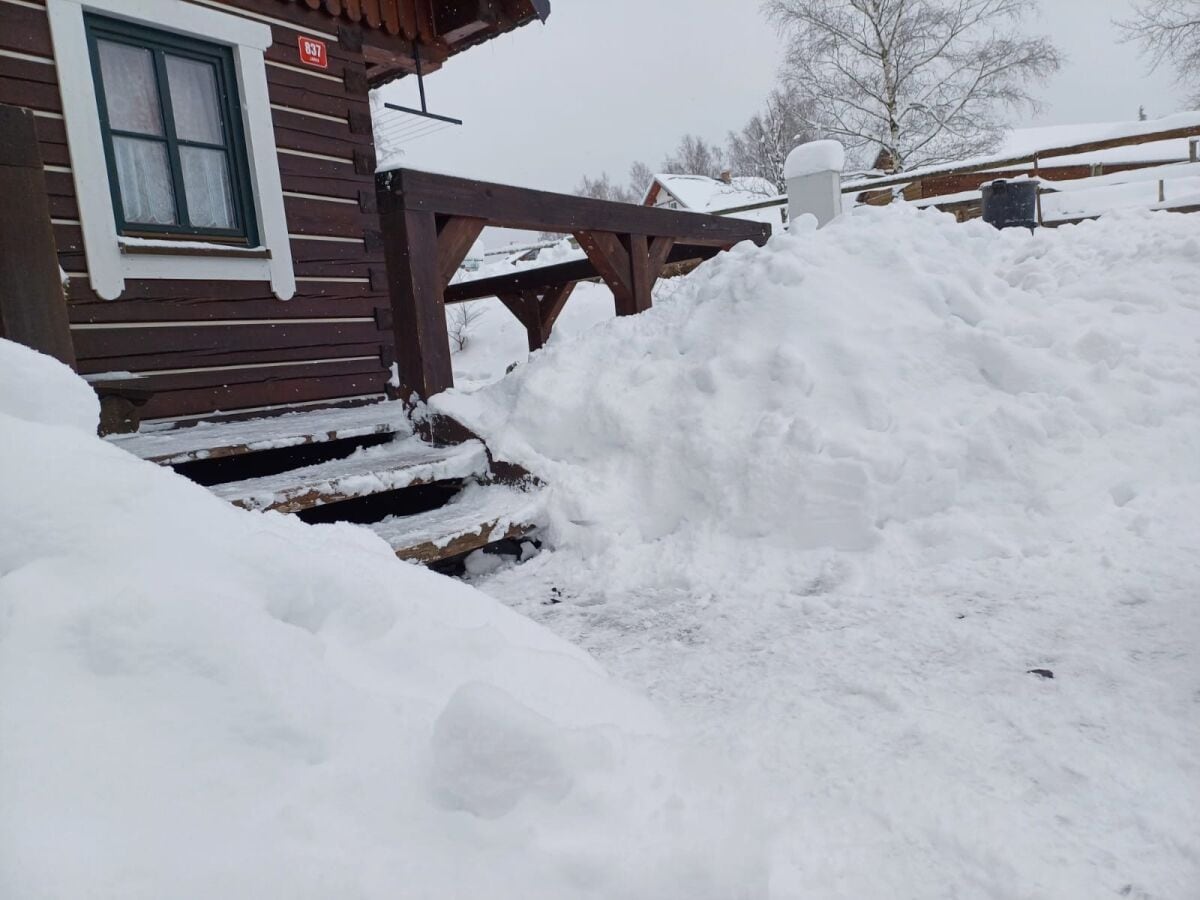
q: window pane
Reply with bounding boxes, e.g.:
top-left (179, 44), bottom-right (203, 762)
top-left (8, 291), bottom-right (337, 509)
top-left (166, 55), bottom-right (225, 145)
top-left (113, 137), bottom-right (177, 225)
top-left (181, 146), bottom-right (236, 230)
top-left (96, 40), bottom-right (164, 136)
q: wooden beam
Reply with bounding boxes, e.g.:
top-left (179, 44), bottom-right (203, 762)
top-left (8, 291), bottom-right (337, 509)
top-left (436, 215), bottom-right (485, 288)
top-left (376, 200), bottom-right (453, 400)
top-left (0, 105), bottom-right (75, 369)
top-left (575, 230), bottom-right (634, 313)
top-left (444, 243), bottom-right (720, 304)
top-left (436, 0), bottom-right (499, 43)
top-left (846, 122), bottom-right (1200, 194)
top-left (539, 282), bottom-right (576, 335)
top-left (384, 168), bottom-right (772, 246)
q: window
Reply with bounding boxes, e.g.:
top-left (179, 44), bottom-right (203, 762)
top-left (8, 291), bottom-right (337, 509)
top-left (48, 0), bottom-right (294, 300)
top-left (85, 15), bottom-right (257, 244)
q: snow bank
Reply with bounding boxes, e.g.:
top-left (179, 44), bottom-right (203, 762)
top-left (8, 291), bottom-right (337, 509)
top-left (0, 341), bottom-right (763, 898)
top-left (0, 339), bottom-right (97, 432)
top-left (439, 206), bottom-right (1200, 897)
top-left (784, 139), bottom-right (845, 178)
top-left (443, 206), bottom-right (1200, 577)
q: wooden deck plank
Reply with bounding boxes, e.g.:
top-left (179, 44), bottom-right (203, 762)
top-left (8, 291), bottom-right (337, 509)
top-left (106, 400), bottom-right (411, 465)
top-left (368, 483), bottom-right (543, 564)
top-left (211, 437), bottom-right (490, 513)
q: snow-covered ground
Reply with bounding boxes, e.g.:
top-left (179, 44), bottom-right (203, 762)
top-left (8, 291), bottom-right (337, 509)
top-left (438, 206), bottom-right (1200, 898)
top-left (0, 342), bottom-right (763, 898)
top-left (3, 204), bottom-right (1198, 899)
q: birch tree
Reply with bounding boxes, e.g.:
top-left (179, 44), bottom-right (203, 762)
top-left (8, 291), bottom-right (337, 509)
top-left (727, 89), bottom-right (817, 192)
top-left (763, 0), bottom-right (1062, 171)
top-left (1119, 0), bottom-right (1200, 105)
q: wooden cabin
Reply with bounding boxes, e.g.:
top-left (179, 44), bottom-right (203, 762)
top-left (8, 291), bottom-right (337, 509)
top-left (0, 0), bottom-right (770, 567)
top-left (0, 0), bottom-right (549, 424)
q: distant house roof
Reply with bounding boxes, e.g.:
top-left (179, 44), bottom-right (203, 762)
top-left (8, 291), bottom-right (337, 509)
top-left (643, 174), bottom-right (778, 213)
top-left (279, 0), bottom-right (550, 86)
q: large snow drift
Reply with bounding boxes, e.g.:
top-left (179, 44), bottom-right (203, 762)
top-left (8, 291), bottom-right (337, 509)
top-left (0, 341), bottom-right (760, 898)
top-left (440, 207), bottom-right (1200, 898)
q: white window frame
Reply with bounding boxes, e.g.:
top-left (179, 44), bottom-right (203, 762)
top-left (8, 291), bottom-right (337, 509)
top-left (47, 0), bottom-right (295, 301)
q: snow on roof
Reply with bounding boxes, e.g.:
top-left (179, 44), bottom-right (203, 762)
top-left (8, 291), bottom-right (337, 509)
top-left (844, 111), bottom-right (1200, 190)
top-left (647, 173), bottom-right (778, 213)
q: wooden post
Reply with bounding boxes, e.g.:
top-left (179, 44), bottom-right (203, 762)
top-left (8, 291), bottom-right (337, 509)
top-left (1033, 154), bottom-right (1044, 226)
top-left (496, 291), bottom-right (547, 351)
top-left (627, 233), bottom-right (653, 315)
top-left (0, 104), bottom-right (75, 368)
top-left (377, 177), bottom-right (453, 400)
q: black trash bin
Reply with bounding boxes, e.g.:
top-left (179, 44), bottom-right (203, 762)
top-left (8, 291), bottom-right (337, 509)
top-left (981, 179), bottom-right (1038, 230)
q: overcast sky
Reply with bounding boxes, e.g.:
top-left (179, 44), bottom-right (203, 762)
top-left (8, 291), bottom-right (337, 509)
top-left (380, 0), bottom-right (1185, 198)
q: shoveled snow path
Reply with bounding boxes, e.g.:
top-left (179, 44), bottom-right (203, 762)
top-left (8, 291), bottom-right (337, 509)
top-left (476, 526), bottom-right (1199, 898)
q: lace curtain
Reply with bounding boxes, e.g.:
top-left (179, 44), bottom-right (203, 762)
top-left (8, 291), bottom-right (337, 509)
top-left (97, 39), bottom-right (236, 231)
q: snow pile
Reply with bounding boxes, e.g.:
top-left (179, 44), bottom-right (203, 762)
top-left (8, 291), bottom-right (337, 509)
top-left (444, 206), bottom-right (1200, 583)
top-left (0, 338), bottom-right (97, 432)
top-left (0, 341), bottom-right (762, 898)
top-left (439, 206), bottom-right (1200, 897)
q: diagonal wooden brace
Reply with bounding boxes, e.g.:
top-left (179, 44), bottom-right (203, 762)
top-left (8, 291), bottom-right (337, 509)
top-left (574, 230), bottom-right (635, 314)
top-left (539, 282), bottom-right (576, 336)
top-left (436, 215), bottom-right (486, 289)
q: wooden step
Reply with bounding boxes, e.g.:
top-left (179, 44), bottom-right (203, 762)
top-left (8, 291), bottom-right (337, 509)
top-left (368, 483), bottom-right (544, 564)
top-left (210, 437), bottom-right (491, 514)
top-left (106, 401), bottom-right (413, 465)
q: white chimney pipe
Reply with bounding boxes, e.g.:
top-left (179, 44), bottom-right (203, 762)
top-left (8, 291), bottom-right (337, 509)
top-left (785, 140), bottom-right (846, 229)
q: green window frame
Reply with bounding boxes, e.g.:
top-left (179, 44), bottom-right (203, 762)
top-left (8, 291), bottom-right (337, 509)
top-left (84, 14), bottom-right (258, 244)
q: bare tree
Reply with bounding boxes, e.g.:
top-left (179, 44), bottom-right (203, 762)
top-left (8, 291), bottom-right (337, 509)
top-left (661, 134), bottom-right (728, 177)
top-left (1119, 0), bottom-right (1200, 106)
top-left (574, 172), bottom-right (638, 204)
top-left (763, 0), bottom-right (1062, 171)
top-left (573, 136), bottom-right (727, 208)
top-left (727, 88), bottom-right (816, 192)
top-left (448, 302), bottom-right (485, 352)
top-left (628, 160), bottom-right (656, 202)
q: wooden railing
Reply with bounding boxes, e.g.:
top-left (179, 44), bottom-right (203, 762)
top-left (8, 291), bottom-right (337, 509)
top-left (375, 168), bottom-right (771, 400)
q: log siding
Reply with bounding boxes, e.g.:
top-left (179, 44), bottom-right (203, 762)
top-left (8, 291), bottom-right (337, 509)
top-left (1, 0), bottom-right (393, 419)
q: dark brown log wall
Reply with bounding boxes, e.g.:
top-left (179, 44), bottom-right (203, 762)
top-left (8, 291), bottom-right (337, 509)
top-left (0, 0), bottom-right (394, 420)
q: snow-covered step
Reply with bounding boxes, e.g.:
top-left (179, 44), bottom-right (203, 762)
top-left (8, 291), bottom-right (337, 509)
top-left (211, 437), bottom-right (491, 514)
top-left (107, 401), bottom-right (413, 465)
top-left (368, 483), bottom-right (544, 564)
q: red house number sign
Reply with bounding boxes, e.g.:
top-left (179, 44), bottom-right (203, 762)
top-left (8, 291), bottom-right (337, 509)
top-left (297, 36), bottom-right (328, 69)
